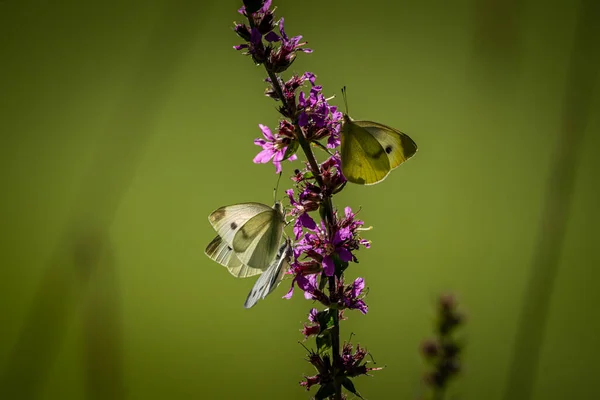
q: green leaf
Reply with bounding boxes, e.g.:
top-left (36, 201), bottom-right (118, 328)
top-left (282, 140), bottom-right (299, 161)
top-left (318, 273), bottom-right (327, 291)
top-left (342, 378), bottom-right (364, 399)
top-left (333, 253), bottom-right (349, 276)
top-left (316, 330), bottom-right (332, 352)
top-left (318, 205), bottom-right (327, 224)
top-left (315, 309), bottom-right (336, 352)
top-left (315, 383), bottom-right (335, 400)
top-left (316, 309), bottom-right (335, 331)
top-left (302, 170), bottom-right (314, 179)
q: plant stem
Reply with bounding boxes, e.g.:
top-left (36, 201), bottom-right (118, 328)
top-left (245, 11), bottom-right (341, 399)
top-left (264, 68), bottom-right (342, 400)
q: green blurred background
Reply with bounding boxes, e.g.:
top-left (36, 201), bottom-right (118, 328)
top-left (1, 0), bottom-right (598, 399)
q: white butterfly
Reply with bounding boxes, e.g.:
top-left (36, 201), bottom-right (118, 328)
top-left (205, 201), bottom-right (292, 308)
top-left (244, 238), bottom-right (292, 308)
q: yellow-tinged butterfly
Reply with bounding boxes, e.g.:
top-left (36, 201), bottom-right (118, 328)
top-left (339, 88), bottom-right (418, 185)
top-left (204, 201), bottom-right (290, 308)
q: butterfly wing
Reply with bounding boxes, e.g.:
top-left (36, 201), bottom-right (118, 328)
top-left (204, 235), bottom-right (263, 278)
top-left (340, 116), bottom-right (417, 185)
top-left (232, 205), bottom-right (284, 270)
top-left (341, 116), bottom-right (392, 185)
top-left (208, 202), bottom-right (274, 246)
top-left (243, 239), bottom-right (292, 308)
top-left (354, 120), bottom-right (417, 170)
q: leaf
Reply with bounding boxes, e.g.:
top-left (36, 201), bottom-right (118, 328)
top-left (342, 378), bottom-right (364, 399)
top-left (315, 383), bottom-right (335, 400)
top-left (282, 140), bottom-right (299, 161)
top-left (302, 170), bottom-right (314, 179)
top-left (333, 253), bottom-right (349, 276)
top-left (318, 272), bottom-right (327, 291)
top-left (316, 309), bottom-right (335, 331)
top-left (316, 330), bottom-right (332, 352)
top-left (319, 205), bottom-right (327, 225)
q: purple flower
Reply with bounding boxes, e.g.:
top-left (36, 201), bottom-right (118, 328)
top-left (265, 18), bottom-right (312, 73)
top-left (301, 308), bottom-right (321, 338)
top-left (319, 154), bottom-right (346, 193)
top-left (343, 277), bottom-right (368, 314)
top-left (238, 0), bottom-right (275, 34)
top-left (323, 228), bottom-right (354, 276)
top-left (286, 188), bottom-right (320, 239)
top-left (265, 73), bottom-right (308, 103)
top-left (295, 76), bottom-right (342, 147)
top-left (295, 206), bottom-right (369, 276)
top-left (234, 27), bottom-right (269, 64)
top-left (341, 342), bottom-right (382, 377)
top-left (283, 271), bottom-right (323, 302)
top-left (238, 0), bottom-right (272, 15)
top-left (300, 350), bottom-right (332, 391)
top-left (253, 123), bottom-right (297, 173)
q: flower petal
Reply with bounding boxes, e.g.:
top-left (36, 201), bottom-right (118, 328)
top-left (253, 148), bottom-right (275, 163)
top-left (259, 124), bottom-right (274, 140)
top-left (352, 277), bottom-right (365, 297)
top-left (254, 138), bottom-right (267, 146)
top-left (264, 31), bottom-right (281, 42)
top-left (283, 283), bottom-right (295, 299)
top-left (294, 218), bottom-right (303, 240)
top-left (322, 256), bottom-right (335, 276)
top-left (299, 212), bottom-right (317, 230)
top-left (337, 247), bottom-right (353, 263)
top-left (298, 111), bottom-right (309, 127)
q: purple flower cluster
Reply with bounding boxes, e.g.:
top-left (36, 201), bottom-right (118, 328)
top-left (288, 273), bottom-right (369, 315)
top-left (253, 72), bottom-right (342, 173)
top-left (300, 341), bottom-right (382, 395)
top-left (420, 294), bottom-right (465, 393)
top-left (297, 73), bottom-right (343, 148)
top-left (234, 1), bottom-right (311, 71)
top-left (287, 206), bottom-right (370, 278)
top-left (233, 1), bottom-right (381, 398)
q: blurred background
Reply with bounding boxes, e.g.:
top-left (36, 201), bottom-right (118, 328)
top-left (1, 0), bottom-right (598, 399)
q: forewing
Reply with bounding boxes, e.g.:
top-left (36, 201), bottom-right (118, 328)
top-left (355, 120), bottom-right (417, 170)
top-left (204, 235), bottom-right (263, 278)
top-left (208, 202), bottom-right (273, 246)
top-left (232, 207), bottom-right (284, 270)
top-left (244, 240), bottom-right (292, 308)
top-left (340, 117), bottom-right (391, 185)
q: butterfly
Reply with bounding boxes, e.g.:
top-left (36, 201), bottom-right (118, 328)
top-left (337, 87), bottom-right (417, 185)
top-left (205, 201), bottom-right (290, 307)
top-left (340, 114), bottom-right (418, 185)
top-left (243, 238), bottom-right (292, 308)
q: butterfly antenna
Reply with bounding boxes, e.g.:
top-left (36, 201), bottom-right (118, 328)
top-left (341, 86), bottom-right (349, 115)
